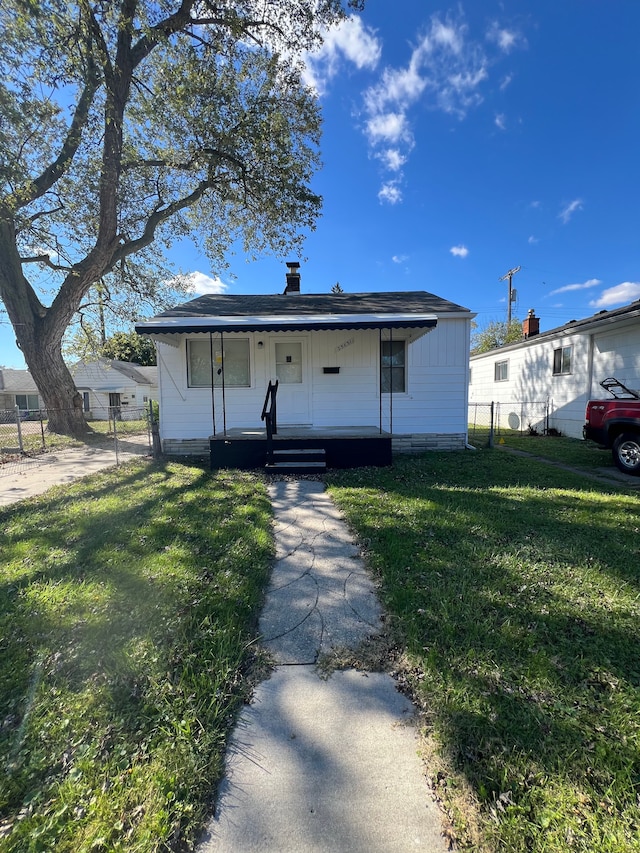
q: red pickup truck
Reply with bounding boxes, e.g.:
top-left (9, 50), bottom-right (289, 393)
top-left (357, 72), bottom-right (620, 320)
top-left (583, 377), bottom-right (640, 475)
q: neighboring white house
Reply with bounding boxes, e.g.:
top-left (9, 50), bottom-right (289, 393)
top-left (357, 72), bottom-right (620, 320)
top-left (469, 301), bottom-right (640, 439)
top-left (69, 359), bottom-right (158, 420)
top-left (136, 263), bottom-right (475, 462)
top-left (0, 369), bottom-right (43, 414)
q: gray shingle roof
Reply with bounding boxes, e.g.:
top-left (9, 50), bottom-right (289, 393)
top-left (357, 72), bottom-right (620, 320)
top-left (0, 369), bottom-right (39, 394)
top-left (470, 299), bottom-right (640, 358)
top-left (152, 290), bottom-right (470, 318)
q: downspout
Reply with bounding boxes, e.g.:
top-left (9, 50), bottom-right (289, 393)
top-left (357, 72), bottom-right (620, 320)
top-left (209, 332), bottom-right (216, 436)
top-left (587, 331), bottom-right (595, 401)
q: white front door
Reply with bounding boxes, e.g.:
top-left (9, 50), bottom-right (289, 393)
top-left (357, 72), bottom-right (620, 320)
top-left (272, 339), bottom-right (311, 425)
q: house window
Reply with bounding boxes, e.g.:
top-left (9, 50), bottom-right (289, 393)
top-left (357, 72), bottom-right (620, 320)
top-left (553, 346), bottom-right (572, 375)
top-left (494, 360), bottom-right (509, 382)
top-left (187, 338), bottom-right (250, 388)
top-left (381, 340), bottom-right (406, 393)
top-left (82, 392), bottom-right (90, 412)
top-left (15, 394), bottom-right (39, 410)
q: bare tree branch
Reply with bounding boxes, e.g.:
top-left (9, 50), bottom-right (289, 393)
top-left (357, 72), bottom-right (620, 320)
top-left (12, 45), bottom-right (99, 210)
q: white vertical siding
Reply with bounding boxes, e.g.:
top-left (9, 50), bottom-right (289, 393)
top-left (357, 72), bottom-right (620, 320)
top-left (156, 318), bottom-right (471, 441)
top-left (591, 326), bottom-right (640, 395)
top-left (469, 318), bottom-right (640, 439)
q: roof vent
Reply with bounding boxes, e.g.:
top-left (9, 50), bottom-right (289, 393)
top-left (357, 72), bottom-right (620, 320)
top-left (284, 261), bottom-right (301, 295)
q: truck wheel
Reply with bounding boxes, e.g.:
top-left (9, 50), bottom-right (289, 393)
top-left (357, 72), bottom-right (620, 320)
top-left (612, 433), bottom-right (640, 475)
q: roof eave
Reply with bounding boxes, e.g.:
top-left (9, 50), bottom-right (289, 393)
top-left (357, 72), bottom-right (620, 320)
top-left (135, 313), bottom-right (440, 336)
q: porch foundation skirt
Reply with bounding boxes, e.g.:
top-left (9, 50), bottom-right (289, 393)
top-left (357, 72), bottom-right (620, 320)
top-left (161, 432), bottom-right (467, 466)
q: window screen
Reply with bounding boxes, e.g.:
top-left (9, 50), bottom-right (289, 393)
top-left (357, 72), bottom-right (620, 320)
top-left (553, 346), bottom-right (572, 375)
top-left (381, 340), bottom-right (406, 393)
top-left (187, 338), bottom-right (250, 387)
top-left (494, 360), bottom-right (509, 382)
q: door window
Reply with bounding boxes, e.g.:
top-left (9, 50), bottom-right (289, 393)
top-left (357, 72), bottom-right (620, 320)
top-left (275, 342), bottom-right (303, 384)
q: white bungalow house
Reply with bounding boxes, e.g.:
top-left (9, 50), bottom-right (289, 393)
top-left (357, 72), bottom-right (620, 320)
top-left (136, 263), bottom-right (475, 469)
top-left (0, 369), bottom-right (43, 415)
top-left (69, 359), bottom-right (158, 420)
top-left (469, 301), bottom-right (640, 439)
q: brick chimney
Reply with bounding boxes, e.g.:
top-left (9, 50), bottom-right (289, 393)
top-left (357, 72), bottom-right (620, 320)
top-left (522, 308), bottom-right (540, 339)
top-left (284, 261), bottom-right (301, 294)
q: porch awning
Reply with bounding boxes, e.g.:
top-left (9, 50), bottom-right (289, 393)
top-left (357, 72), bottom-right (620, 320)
top-left (136, 312), bottom-right (438, 335)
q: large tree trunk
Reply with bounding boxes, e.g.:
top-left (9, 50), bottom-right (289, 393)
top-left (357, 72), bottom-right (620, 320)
top-left (21, 328), bottom-right (89, 437)
top-left (0, 219), bottom-right (89, 438)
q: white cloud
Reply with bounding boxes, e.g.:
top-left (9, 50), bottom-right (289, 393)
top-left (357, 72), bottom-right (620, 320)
top-left (450, 245), bottom-right (469, 258)
top-left (303, 16), bottom-right (381, 94)
top-left (361, 11), bottom-right (525, 204)
top-left (364, 62), bottom-right (427, 115)
top-left (528, 235), bottom-right (538, 244)
top-left (495, 112), bottom-right (506, 130)
top-left (486, 22), bottom-right (525, 53)
top-left (589, 282), bottom-right (640, 308)
top-left (559, 198), bottom-right (584, 224)
top-left (378, 148), bottom-right (407, 171)
top-left (499, 73), bottom-right (513, 90)
top-left (378, 182), bottom-right (402, 205)
top-left (366, 111), bottom-right (411, 144)
top-left (429, 18), bottom-right (464, 54)
top-left (549, 278), bottom-right (601, 296)
top-left (182, 271), bottom-right (228, 295)
top-left (392, 254), bottom-right (408, 264)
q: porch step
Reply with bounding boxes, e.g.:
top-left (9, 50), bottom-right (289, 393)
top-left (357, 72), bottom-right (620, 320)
top-left (265, 447), bottom-right (327, 475)
top-left (272, 448), bottom-right (325, 458)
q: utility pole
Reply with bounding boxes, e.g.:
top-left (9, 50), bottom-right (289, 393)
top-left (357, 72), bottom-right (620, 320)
top-left (498, 266), bottom-right (521, 325)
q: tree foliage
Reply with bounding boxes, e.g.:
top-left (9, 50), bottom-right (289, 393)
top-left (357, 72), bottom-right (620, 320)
top-left (471, 318), bottom-right (523, 354)
top-left (101, 331), bottom-right (156, 365)
top-left (0, 0), bottom-right (361, 435)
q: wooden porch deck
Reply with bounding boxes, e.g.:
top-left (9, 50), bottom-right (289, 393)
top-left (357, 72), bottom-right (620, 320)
top-left (210, 426), bottom-right (392, 471)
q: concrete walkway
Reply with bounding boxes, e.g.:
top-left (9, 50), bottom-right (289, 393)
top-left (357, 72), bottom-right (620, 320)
top-left (0, 440), bottom-right (151, 507)
top-left (198, 480), bottom-right (448, 853)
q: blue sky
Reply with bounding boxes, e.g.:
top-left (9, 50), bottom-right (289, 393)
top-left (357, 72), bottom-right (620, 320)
top-left (2, 0), bottom-right (639, 367)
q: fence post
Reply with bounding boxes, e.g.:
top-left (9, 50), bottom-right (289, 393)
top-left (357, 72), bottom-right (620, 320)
top-left (546, 399), bottom-right (550, 435)
top-left (111, 407), bottom-right (119, 465)
top-left (149, 400), bottom-right (161, 458)
top-left (14, 406), bottom-right (23, 453)
top-left (488, 401), bottom-right (494, 448)
top-left (39, 409), bottom-right (46, 450)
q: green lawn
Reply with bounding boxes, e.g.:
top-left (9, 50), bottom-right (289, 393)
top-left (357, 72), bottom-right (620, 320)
top-left (0, 461), bottom-right (272, 852)
top-left (469, 427), bottom-right (614, 472)
top-left (327, 451), bottom-right (640, 853)
top-left (2, 447), bottom-right (638, 852)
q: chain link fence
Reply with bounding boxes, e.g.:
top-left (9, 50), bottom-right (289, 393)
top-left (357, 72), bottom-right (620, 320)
top-left (468, 400), bottom-right (551, 448)
top-left (0, 402), bottom-right (159, 478)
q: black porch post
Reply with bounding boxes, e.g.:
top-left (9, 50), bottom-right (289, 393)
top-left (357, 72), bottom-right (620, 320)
top-left (220, 330), bottom-right (227, 435)
top-left (379, 327), bottom-right (383, 434)
top-left (209, 331), bottom-right (216, 436)
top-left (389, 326), bottom-right (393, 436)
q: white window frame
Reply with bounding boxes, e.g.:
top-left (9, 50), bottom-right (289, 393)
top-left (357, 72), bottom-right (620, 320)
top-left (552, 345), bottom-right (572, 375)
top-left (187, 338), bottom-right (251, 388)
top-left (381, 339), bottom-right (407, 394)
top-left (494, 360), bottom-right (509, 382)
top-left (15, 393), bottom-right (39, 410)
